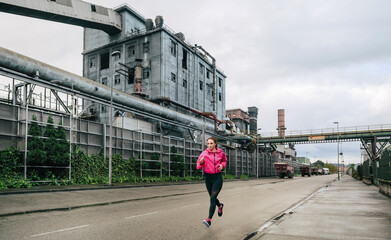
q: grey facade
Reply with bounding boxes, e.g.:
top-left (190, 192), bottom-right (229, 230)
top-left (82, 5), bottom-right (226, 125)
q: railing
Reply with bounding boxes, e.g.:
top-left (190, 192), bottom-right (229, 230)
top-left (260, 124), bottom-right (391, 138)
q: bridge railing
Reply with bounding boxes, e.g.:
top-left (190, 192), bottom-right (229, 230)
top-left (260, 124), bottom-right (391, 138)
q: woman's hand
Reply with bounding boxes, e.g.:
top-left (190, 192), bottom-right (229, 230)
top-left (218, 164), bottom-right (223, 171)
top-left (200, 156), bottom-right (204, 164)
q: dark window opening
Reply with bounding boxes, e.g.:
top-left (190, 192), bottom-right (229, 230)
top-left (182, 49), bottom-right (188, 69)
top-left (171, 73), bottom-right (176, 82)
top-left (100, 52), bottom-right (109, 70)
top-left (170, 40), bottom-right (177, 56)
top-left (114, 75), bottom-right (120, 85)
top-left (199, 63), bottom-right (204, 74)
top-left (128, 68), bottom-right (135, 84)
top-left (143, 41), bottom-right (150, 53)
top-left (207, 70), bottom-right (210, 79)
top-left (101, 77), bottom-right (107, 85)
top-left (101, 105), bottom-right (106, 112)
top-left (199, 80), bottom-right (203, 91)
top-left (219, 92), bottom-right (222, 101)
top-left (128, 46), bottom-right (135, 57)
top-left (91, 4), bottom-right (96, 12)
top-left (143, 68), bottom-right (150, 79)
top-left (90, 57), bottom-right (96, 68)
top-left (183, 79), bottom-right (187, 88)
top-left (219, 77), bottom-right (222, 87)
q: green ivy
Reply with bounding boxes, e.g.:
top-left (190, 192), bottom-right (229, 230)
top-left (0, 147), bottom-right (32, 189)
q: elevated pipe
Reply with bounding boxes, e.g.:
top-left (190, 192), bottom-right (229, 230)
top-left (0, 46), bottom-right (225, 133)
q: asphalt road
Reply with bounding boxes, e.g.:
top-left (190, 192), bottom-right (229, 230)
top-left (0, 175), bottom-right (336, 240)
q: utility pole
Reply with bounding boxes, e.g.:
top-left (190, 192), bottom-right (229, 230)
top-left (334, 122), bottom-right (340, 180)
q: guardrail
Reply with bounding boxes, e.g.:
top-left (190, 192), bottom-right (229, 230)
top-left (260, 124), bottom-right (391, 138)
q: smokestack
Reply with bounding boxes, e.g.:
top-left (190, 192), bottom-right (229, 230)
top-left (277, 109), bottom-right (286, 137)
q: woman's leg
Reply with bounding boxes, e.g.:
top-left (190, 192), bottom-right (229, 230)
top-left (208, 174), bottom-right (223, 219)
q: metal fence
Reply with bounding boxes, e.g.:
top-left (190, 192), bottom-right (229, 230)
top-left (1, 101), bottom-right (301, 181)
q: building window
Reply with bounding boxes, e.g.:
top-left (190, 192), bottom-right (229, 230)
top-left (114, 74), bottom-right (120, 85)
top-left (91, 4), bottom-right (96, 12)
top-left (101, 105), bottom-right (106, 112)
top-left (143, 41), bottom-right (150, 53)
top-left (128, 68), bottom-right (135, 84)
top-left (207, 70), bottom-right (210, 79)
top-left (89, 57), bottom-right (96, 68)
top-left (207, 84), bottom-right (211, 96)
top-left (170, 40), bottom-right (177, 56)
top-left (183, 79), bottom-right (187, 88)
top-left (128, 46), bottom-right (135, 57)
top-left (199, 80), bottom-right (203, 91)
top-left (219, 92), bottom-right (222, 101)
top-left (199, 63), bottom-right (204, 75)
top-left (112, 50), bottom-right (121, 61)
top-left (100, 52), bottom-right (109, 70)
top-left (219, 77), bottom-right (222, 87)
top-left (143, 68), bottom-right (150, 79)
top-left (101, 77), bottom-right (107, 85)
top-left (182, 49), bottom-right (188, 69)
top-left (171, 73), bottom-right (176, 82)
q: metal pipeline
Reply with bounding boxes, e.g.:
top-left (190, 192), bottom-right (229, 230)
top-left (150, 97), bottom-right (233, 128)
top-left (0, 46), bottom-right (226, 133)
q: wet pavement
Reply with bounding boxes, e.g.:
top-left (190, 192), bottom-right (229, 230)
top-left (253, 175), bottom-right (391, 240)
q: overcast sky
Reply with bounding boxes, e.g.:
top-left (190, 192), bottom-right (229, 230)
top-left (0, 0), bottom-right (390, 165)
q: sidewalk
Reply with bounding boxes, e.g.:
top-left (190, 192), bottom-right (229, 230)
top-left (254, 175), bottom-right (391, 240)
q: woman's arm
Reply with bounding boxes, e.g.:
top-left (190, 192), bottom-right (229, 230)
top-left (196, 155), bottom-right (205, 170)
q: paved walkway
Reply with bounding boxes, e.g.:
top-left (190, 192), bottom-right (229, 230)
top-left (254, 175), bottom-right (391, 240)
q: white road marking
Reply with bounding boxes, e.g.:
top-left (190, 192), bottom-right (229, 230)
top-left (180, 203), bottom-right (200, 208)
top-left (125, 211), bottom-right (159, 219)
top-left (30, 225), bottom-right (90, 237)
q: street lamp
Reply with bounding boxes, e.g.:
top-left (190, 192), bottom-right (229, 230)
top-left (333, 121), bottom-right (340, 180)
top-left (108, 51), bottom-right (121, 186)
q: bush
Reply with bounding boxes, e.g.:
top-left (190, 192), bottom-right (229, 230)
top-left (0, 147), bottom-right (31, 189)
top-left (240, 174), bottom-right (249, 179)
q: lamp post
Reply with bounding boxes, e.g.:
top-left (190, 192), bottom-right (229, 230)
top-left (333, 121), bottom-right (340, 180)
top-left (109, 51), bottom-right (121, 186)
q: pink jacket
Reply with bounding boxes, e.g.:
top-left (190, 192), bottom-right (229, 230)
top-left (197, 147), bottom-right (227, 174)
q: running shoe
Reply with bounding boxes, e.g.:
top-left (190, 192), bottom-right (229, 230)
top-left (203, 218), bottom-right (211, 228)
top-left (218, 203), bottom-right (224, 217)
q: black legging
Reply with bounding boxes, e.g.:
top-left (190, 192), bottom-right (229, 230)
top-left (205, 172), bottom-right (223, 219)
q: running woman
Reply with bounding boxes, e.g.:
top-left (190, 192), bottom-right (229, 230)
top-left (197, 136), bottom-right (227, 228)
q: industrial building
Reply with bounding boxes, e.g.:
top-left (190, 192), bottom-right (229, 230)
top-left (82, 4), bottom-right (227, 128)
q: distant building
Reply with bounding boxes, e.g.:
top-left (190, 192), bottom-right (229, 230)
top-left (297, 157), bottom-right (311, 165)
top-left (226, 109), bottom-right (249, 134)
top-left (275, 144), bottom-right (296, 161)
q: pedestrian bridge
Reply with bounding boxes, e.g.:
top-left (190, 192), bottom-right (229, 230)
top-left (258, 124), bottom-right (391, 144)
top-left (258, 124), bottom-right (391, 159)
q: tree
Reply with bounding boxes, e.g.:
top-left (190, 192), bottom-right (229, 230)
top-left (313, 160), bottom-right (324, 168)
top-left (27, 115), bottom-right (46, 165)
top-left (43, 116), bottom-right (69, 166)
top-left (44, 115), bottom-right (57, 166)
top-left (324, 163), bottom-right (337, 174)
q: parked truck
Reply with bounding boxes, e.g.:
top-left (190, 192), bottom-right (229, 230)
top-left (274, 162), bottom-right (294, 179)
top-left (323, 168), bottom-right (330, 175)
top-left (300, 166), bottom-right (311, 177)
top-left (310, 167), bottom-right (319, 175)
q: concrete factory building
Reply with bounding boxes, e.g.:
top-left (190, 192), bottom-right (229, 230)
top-left (82, 4), bottom-right (227, 125)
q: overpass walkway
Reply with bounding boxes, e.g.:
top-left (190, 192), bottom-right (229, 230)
top-left (258, 124), bottom-right (391, 160)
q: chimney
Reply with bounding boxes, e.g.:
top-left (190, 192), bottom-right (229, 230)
top-left (277, 109), bottom-right (286, 137)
